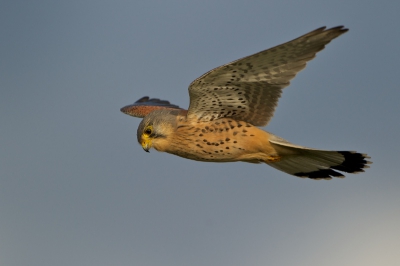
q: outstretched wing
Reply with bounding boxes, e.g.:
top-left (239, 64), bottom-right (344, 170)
top-left (120, 96), bottom-right (183, 118)
top-left (187, 26), bottom-right (348, 126)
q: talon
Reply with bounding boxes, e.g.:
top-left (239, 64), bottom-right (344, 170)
top-left (266, 155), bottom-right (281, 162)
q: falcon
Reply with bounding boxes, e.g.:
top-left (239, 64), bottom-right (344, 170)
top-left (121, 26), bottom-right (371, 180)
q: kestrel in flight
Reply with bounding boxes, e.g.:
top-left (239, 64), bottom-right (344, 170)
top-left (121, 26), bottom-right (371, 180)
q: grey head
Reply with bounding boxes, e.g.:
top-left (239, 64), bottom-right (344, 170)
top-left (136, 109), bottom-right (181, 151)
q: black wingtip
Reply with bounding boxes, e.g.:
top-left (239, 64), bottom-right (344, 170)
top-left (135, 96), bottom-right (150, 103)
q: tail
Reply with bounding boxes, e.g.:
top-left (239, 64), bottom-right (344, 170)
top-left (267, 135), bottom-right (372, 180)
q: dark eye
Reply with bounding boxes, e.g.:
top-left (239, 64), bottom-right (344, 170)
top-left (144, 128), bottom-right (152, 135)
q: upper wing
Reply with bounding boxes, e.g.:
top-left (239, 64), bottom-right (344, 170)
top-left (187, 26), bottom-right (348, 126)
top-left (120, 96), bottom-right (184, 118)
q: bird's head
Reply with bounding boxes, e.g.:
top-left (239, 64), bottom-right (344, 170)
top-left (137, 110), bottom-right (178, 152)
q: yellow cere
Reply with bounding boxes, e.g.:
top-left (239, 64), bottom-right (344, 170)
top-left (141, 125), bottom-right (154, 152)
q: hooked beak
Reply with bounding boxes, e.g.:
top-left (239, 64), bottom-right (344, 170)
top-left (141, 140), bottom-right (151, 152)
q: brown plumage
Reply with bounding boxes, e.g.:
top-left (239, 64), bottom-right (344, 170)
top-left (121, 26), bottom-right (371, 180)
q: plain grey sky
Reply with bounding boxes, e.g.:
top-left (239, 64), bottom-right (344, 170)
top-left (1, 1), bottom-right (399, 266)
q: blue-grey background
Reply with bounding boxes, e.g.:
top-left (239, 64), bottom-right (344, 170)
top-left (1, 1), bottom-right (399, 266)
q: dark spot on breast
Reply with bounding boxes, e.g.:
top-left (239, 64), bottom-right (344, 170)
top-left (226, 147), bottom-right (230, 149)
top-left (233, 141), bottom-right (237, 143)
top-left (196, 144), bottom-right (203, 148)
top-left (233, 132), bottom-right (238, 136)
top-left (225, 138), bottom-right (230, 141)
top-left (199, 134), bottom-right (203, 136)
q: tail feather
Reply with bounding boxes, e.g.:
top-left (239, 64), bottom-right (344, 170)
top-left (268, 135), bottom-right (371, 180)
